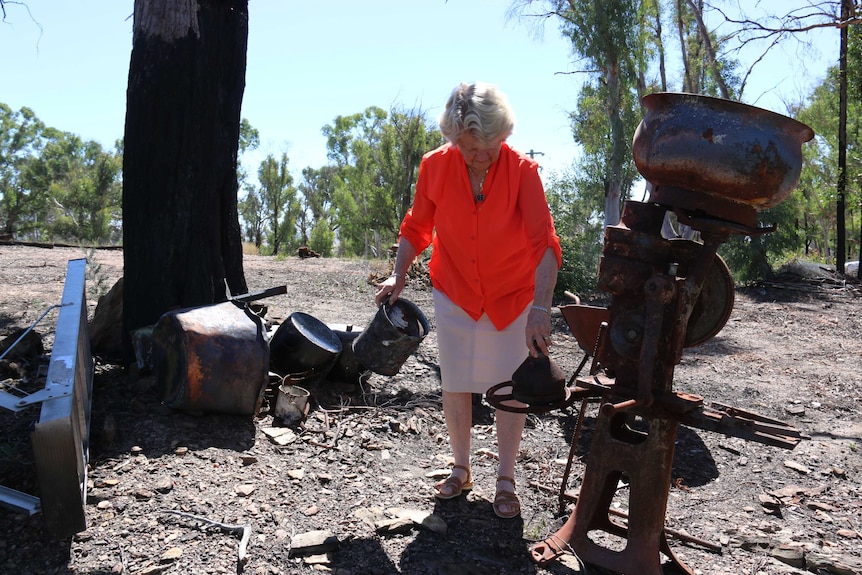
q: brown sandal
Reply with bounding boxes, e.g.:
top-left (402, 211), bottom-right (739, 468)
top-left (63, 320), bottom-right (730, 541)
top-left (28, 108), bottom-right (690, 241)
top-left (529, 533), bottom-right (572, 566)
top-left (433, 464), bottom-right (473, 500)
top-left (493, 476), bottom-right (521, 518)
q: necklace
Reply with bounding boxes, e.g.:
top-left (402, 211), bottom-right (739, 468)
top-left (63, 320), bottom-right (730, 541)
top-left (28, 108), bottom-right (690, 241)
top-left (469, 166), bottom-right (489, 203)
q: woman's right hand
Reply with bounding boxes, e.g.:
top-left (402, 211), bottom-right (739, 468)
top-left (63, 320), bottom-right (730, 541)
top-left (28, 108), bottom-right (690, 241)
top-left (375, 273), bottom-right (405, 306)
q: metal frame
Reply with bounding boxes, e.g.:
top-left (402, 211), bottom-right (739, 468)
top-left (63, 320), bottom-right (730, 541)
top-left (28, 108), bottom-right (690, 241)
top-left (0, 259), bottom-right (93, 538)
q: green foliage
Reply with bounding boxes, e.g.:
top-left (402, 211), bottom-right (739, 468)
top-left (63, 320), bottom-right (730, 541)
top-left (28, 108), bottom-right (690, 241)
top-left (1, 103), bottom-right (49, 237)
top-left (545, 168), bottom-right (603, 296)
top-left (308, 219), bottom-right (335, 257)
top-left (236, 118), bottom-right (262, 237)
top-left (569, 82), bottom-right (642, 212)
top-left (296, 165), bottom-right (338, 247)
top-left (719, 196), bottom-right (805, 283)
top-left (1, 103), bottom-right (121, 243)
top-left (239, 118), bottom-right (260, 155)
top-left (557, 0), bottom-right (642, 225)
top-left (84, 247), bottom-right (111, 299)
top-left (254, 153), bottom-right (299, 256)
top-left (39, 134), bottom-right (122, 243)
top-left (672, 1), bottom-right (741, 98)
top-left (321, 105), bottom-right (443, 257)
top-left (238, 182), bottom-right (266, 248)
top-left (794, 29), bottom-right (862, 265)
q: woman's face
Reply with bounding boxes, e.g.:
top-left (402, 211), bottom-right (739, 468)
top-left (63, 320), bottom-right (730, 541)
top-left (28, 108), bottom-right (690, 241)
top-left (457, 131), bottom-right (502, 173)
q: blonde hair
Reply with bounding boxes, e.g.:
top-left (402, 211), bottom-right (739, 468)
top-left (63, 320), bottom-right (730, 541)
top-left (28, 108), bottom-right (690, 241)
top-left (438, 82), bottom-right (515, 146)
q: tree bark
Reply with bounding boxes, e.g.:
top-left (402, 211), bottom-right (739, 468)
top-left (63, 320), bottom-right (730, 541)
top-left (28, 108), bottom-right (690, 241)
top-left (122, 0), bottom-right (249, 360)
top-left (604, 61), bottom-right (625, 227)
top-left (836, 0), bottom-right (849, 275)
top-left (685, 0), bottom-right (730, 98)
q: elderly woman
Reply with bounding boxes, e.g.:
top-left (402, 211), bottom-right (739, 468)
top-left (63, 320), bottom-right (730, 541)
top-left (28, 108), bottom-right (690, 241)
top-left (375, 81), bottom-right (562, 519)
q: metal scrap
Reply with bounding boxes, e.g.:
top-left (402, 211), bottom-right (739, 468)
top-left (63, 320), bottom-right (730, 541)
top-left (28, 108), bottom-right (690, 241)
top-left (161, 509), bottom-right (251, 574)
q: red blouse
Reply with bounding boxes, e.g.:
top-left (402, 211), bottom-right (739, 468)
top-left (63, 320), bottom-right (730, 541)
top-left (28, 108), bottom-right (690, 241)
top-left (399, 142), bottom-right (563, 330)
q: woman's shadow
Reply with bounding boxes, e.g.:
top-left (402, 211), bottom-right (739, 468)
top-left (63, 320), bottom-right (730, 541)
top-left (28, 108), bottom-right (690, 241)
top-left (398, 494), bottom-right (542, 575)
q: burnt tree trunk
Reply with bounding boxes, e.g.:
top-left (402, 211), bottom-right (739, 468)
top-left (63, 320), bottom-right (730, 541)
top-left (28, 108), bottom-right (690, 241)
top-left (123, 0), bottom-right (249, 360)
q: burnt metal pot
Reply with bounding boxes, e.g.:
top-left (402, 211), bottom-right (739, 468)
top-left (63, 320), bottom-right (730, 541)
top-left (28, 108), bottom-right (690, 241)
top-left (325, 324), bottom-right (370, 385)
top-left (352, 299), bottom-right (429, 376)
top-left (511, 353), bottom-right (567, 406)
top-left (633, 92), bottom-right (814, 211)
top-left (269, 312), bottom-right (342, 381)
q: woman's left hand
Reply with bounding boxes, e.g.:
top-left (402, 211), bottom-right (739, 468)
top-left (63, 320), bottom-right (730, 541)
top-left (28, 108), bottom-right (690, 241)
top-left (526, 307), bottom-right (552, 357)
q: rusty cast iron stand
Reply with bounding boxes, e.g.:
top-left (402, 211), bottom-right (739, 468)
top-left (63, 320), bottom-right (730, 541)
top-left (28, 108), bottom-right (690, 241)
top-left (551, 200), bottom-right (800, 574)
top-left (569, 406), bottom-right (688, 574)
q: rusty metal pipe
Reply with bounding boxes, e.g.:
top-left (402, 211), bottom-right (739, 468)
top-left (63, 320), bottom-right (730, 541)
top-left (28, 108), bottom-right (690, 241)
top-left (601, 398), bottom-right (640, 417)
top-left (563, 290), bottom-right (580, 303)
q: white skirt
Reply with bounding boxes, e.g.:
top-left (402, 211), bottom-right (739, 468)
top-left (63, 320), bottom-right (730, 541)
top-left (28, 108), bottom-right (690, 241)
top-left (434, 289), bottom-right (530, 394)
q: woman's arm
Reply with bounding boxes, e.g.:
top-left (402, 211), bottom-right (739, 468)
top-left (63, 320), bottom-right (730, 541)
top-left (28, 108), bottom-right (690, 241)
top-left (374, 238), bottom-right (418, 306)
top-left (525, 247), bottom-right (558, 357)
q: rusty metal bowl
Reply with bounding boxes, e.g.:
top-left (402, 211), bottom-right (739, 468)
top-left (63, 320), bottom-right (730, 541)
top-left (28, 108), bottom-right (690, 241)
top-left (633, 93), bottom-right (814, 209)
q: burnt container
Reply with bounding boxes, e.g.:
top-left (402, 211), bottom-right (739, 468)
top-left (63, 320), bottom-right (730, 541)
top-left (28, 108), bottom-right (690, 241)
top-left (153, 301), bottom-right (270, 415)
top-left (269, 312), bottom-right (342, 383)
top-left (325, 324), bottom-right (370, 385)
top-left (511, 353), bottom-right (567, 406)
top-left (632, 92), bottom-right (814, 210)
top-left (352, 299), bottom-right (429, 376)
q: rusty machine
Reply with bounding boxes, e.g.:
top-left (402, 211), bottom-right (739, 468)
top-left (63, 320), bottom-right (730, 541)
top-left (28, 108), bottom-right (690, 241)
top-left (488, 92), bottom-right (815, 574)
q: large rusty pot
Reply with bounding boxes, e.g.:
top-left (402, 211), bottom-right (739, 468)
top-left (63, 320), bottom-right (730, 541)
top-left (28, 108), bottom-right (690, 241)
top-left (154, 301), bottom-right (270, 415)
top-left (633, 93), bottom-right (814, 211)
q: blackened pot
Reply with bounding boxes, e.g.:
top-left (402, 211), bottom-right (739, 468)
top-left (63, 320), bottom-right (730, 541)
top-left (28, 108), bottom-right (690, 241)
top-left (352, 299), bottom-right (429, 376)
top-left (269, 312), bottom-right (342, 380)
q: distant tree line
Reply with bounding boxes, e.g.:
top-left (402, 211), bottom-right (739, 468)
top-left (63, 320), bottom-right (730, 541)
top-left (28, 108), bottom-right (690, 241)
top-left (0, 103), bottom-right (122, 244)
top-left (237, 106), bottom-right (445, 259)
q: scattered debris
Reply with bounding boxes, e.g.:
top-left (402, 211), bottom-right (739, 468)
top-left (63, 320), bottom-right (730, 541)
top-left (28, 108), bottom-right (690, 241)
top-left (1, 247), bottom-right (860, 574)
top-left (161, 509), bottom-right (252, 572)
top-left (297, 246), bottom-right (320, 259)
top-left (288, 530), bottom-right (339, 556)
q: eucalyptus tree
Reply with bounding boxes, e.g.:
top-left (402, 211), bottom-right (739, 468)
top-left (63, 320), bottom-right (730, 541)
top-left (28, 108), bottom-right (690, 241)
top-left (29, 133), bottom-right (122, 243)
top-left (237, 118), bottom-right (263, 249)
top-left (123, 0), bottom-right (249, 361)
top-left (694, 0), bottom-right (861, 275)
top-left (323, 107), bottom-right (385, 256)
top-left (671, 0), bottom-right (742, 98)
top-left (544, 167), bottom-right (604, 295)
top-left (237, 117), bottom-right (260, 202)
top-left (238, 181), bottom-right (265, 248)
top-left (850, 16), bottom-right (862, 276)
top-left (322, 106), bottom-right (442, 257)
top-left (512, 0), bottom-right (649, 226)
top-left (0, 104), bottom-right (50, 238)
top-left (378, 106), bottom-right (444, 232)
top-left (796, 35), bottom-right (861, 266)
top-left (296, 165), bottom-right (339, 253)
top-left (256, 153), bottom-right (299, 256)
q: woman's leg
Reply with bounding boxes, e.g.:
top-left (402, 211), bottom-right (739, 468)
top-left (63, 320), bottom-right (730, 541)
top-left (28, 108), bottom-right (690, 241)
top-left (494, 407), bottom-right (526, 516)
top-left (437, 390), bottom-right (473, 494)
top-left (495, 408), bottom-right (526, 479)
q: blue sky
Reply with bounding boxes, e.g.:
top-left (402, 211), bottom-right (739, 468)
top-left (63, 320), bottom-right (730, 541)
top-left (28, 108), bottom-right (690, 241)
top-left (0, 1), bottom-right (837, 180)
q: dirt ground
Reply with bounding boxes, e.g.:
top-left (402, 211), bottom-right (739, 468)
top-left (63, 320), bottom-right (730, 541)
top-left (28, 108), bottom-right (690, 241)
top-left (0, 243), bottom-right (860, 575)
